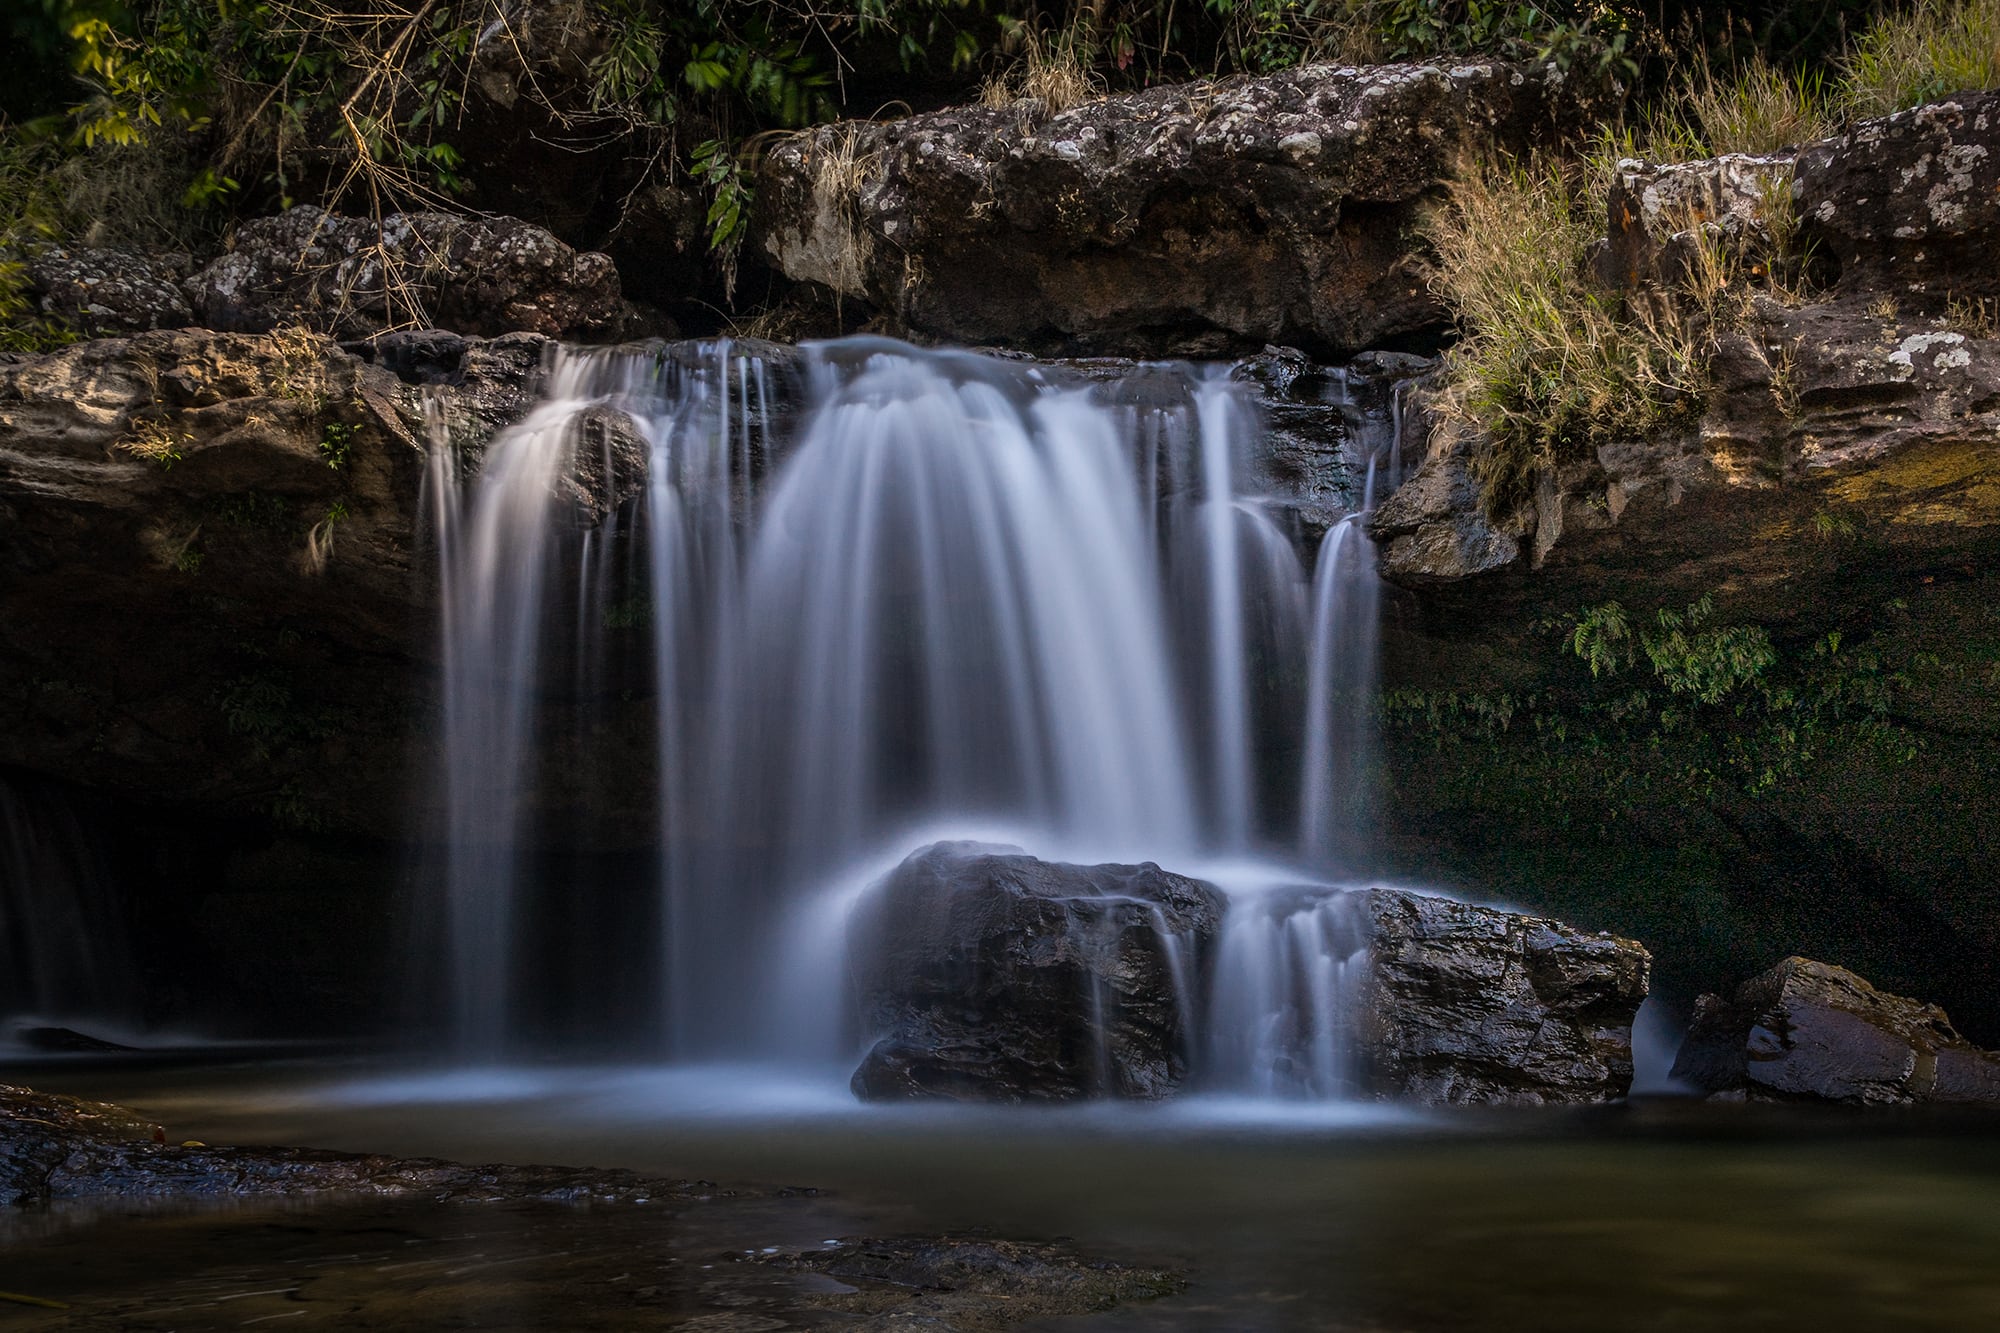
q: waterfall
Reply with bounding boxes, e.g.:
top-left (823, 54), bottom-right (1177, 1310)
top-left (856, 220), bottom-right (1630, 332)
top-left (428, 337), bottom-right (1409, 1094)
top-left (0, 774), bottom-right (135, 1032)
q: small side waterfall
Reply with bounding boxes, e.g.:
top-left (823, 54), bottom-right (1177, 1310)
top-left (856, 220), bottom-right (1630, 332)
top-left (427, 337), bottom-right (1414, 1095)
top-left (1207, 887), bottom-right (1371, 1097)
top-left (1299, 518), bottom-right (1381, 864)
top-left (0, 775), bottom-right (134, 1032)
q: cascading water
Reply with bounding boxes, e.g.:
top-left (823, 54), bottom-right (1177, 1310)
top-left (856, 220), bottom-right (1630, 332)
top-left (0, 774), bottom-right (135, 1034)
top-left (428, 337), bottom-right (1409, 1094)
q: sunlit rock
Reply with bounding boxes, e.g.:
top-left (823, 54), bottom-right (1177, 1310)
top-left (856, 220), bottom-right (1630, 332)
top-left (755, 61), bottom-right (1614, 357)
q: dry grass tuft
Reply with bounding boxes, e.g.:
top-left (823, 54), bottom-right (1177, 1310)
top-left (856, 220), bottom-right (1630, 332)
top-left (798, 124), bottom-right (877, 302)
top-left (982, 25), bottom-right (1103, 114)
top-left (116, 416), bottom-right (193, 468)
top-left (1683, 52), bottom-right (1832, 155)
top-left (1421, 159), bottom-right (1708, 516)
top-left (267, 324), bottom-right (341, 410)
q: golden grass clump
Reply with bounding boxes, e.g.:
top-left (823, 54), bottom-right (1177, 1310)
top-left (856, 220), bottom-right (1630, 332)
top-left (1682, 52), bottom-right (1832, 155)
top-left (1421, 160), bottom-right (1707, 516)
top-left (981, 26), bottom-right (1104, 114)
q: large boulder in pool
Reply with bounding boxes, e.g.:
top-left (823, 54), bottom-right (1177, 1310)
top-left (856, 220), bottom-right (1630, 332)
top-left (1351, 888), bottom-right (1652, 1105)
top-left (1671, 957), bottom-right (2000, 1106)
top-left (847, 844), bottom-right (1651, 1106)
top-left (849, 842), bottom-right (1226, 1102)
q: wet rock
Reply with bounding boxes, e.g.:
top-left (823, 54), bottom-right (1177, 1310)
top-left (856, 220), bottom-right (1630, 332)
top-left (849, 842), bottom-right (1226, 1102)
top-left (9, 1024), bottom-right (135, 1053)
top-left (1671, 957), bottom-right (2000, 1105)
top-left (1596, 153), bottom-right (1796, 292)
top-left (1797, 93), bottom-right (2000, 304)
top-left (1356, 888), bottom-right (1652, 1105)
top-left (186, 205), bottom-right (637, 340)
top-left (25, 247), bottom-right (194, 334)
top-left (755, 61), bottom-right (1613, 357)
top-left (1369, 425), bottom-right (1524, 579)
top-left (0, 1081), bottom-right (735, 1207)
top-left (848, 845), bottom-right (1646, 1106)
top-left (0, 326), bottom-right (536, 842)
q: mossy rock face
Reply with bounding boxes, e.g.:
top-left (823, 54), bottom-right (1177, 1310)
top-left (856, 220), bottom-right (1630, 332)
top-left (1374, 568), bottom-right (2000, 1045)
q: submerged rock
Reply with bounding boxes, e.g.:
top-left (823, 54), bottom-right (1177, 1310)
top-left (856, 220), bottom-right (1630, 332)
top-left (763, 1234), bottom-right (1184, 1324)
top-left (1355, 889), bottom-right (1651, 1104)
top-left (755, 61), bottom-right (1611, 357)
top-left (0, 1082), bottom-right (734, 1206)
top-left (849, 841), bottom-right (1227, 1102)
top-left (1671, 957), bottom-right (2000, 1105)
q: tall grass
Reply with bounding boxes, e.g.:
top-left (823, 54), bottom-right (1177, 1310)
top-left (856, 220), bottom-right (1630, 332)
top-left (1845, 0), bottom-right (2000, 117)
top-left (980, 25), bottom-right (1104, 114)
top-left (1682, 52), bottom-right (1831, 155)
top-left (1422, 160), bottom-right (1707, 516)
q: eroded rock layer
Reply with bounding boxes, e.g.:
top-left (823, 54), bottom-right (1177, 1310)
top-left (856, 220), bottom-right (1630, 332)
top-left (756, 61), bottom-right (1611, 356)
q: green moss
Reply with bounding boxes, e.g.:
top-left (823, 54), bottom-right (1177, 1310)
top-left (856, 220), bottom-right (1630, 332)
top-left (1381, 576), bottom-right (2000, 1036)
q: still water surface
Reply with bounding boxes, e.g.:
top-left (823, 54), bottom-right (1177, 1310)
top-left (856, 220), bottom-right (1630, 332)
top-left (6, 1059), bottom-right (1999, 1330)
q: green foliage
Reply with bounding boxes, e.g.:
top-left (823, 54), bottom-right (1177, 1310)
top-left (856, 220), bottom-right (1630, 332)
top-left (693, 137), bottom-right (754, 297)
top-left (218, 666), bottom-right (343, 762)
top-left (318, 422), bottom-right (355, 471)
top-left (604, 593), bottom-right (652, 630)
top-left (0, 125), bottom-right (83, 352)
top-left (1571, 594), bottom-right (1777, 705)
top-left (1388, 593), bottom-right (1934, 822)
top-left (1367, 0), bottom-right (1638, 75)
top-left (210, 491), bottom-right (292, 530)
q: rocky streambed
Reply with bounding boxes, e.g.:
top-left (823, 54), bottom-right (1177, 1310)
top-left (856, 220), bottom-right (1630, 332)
top-left (0, 1080), bottom-right (1185, 1329)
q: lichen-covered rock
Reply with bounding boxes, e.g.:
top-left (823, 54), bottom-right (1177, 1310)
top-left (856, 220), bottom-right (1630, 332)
top-left (1355, 889), bottom-right (1652, 1104)
top-left (755, 61), bottom-right (1612, 357)
top-left (1671, 957), bottom-right (2000, 1105)
top-left (186, 205), bottom-right (636, 340)
top-left (25, 247), bottom-right (195, 334)
top-left (1797, 93), bottom-right (2000, 304)
top-left (1596, 153), bottom-right (1796, 292)
top-left (849, 841), bottom-right (1227, 1102)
